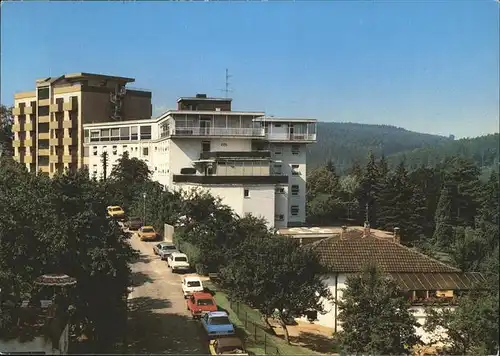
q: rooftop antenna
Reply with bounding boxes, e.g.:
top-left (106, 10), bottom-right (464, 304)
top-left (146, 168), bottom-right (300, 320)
top-left (218, 68), bottom-right (233, 98)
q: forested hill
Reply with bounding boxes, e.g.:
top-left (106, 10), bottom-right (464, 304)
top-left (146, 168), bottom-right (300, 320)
top-left (387, 133), bottom-right (499, 171)
top-left (306, 122), bottom-right (452, 170)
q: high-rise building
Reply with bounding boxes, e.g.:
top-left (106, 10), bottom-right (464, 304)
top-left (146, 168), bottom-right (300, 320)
top-left (12, 72), bottom-right (152, 176)
top-left (83, 94), bottom-right (317, 228)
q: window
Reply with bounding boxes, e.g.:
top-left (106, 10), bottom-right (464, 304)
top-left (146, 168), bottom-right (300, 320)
top-left (244, 189), bottom-right (250, 198)
top-left (38, 106), bottom-right (49, 116)
top-left (273, 164), bottom-right (282, 175)
top-left (100, 129), bottom-right (110, 142)
top-left (93, 146), bottom-right (98, 156)
top-left (112, 146), bottom-right (117, 155)
top-left (131, 126), bottom-right (138, 140)
top-left (275, 214), bottom-right (284, 221)
top-left (202, 141), bottom-right (211, 152)
top-left (111, 128), bottom-right (120, 140)
top-left (38, 140), bottom-right (49, 149)
top-left (120, 127), bottom-right (130, 140)
top-left (291, 205), bottom-right (299, 216)
top-left (274, 146), bottom-right (282, 155)
top-left (123, 145), bottom-right (128, 153)
top-left (275, 187), bottom-right (285, 194)
top-left (56, 97), bottom-right (64, 106)
top-left (143, 147), bottom-right (149, 156)
top-left (37, 87), bottom-right (49, 100)
top-left (83, 147), bottom-right (89, 157)
top-left (84, 129), bottom-right (89, 143)
top-left (92, 164), bottom-right (98, 179)
top-left (90, 130), bottom-right (100, 142)
top-left (291, 164), bottom-right (300, 175)
top-left (274, 124), bottom-right (282, 127)
top-left (140, 125), bottom-right (152, 140)
top-left (291, 145), bottom-right (300, 155)
top-left (291, 185), bottom-right (299, 196)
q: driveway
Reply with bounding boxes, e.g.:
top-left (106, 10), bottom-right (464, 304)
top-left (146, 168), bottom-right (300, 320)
top-left (126, 232), bottom-right (209, 354)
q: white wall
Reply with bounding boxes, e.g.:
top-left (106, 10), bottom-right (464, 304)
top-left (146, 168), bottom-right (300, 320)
top-left (175, 183), bottom-right (276, 228)
top-left (297, 273), bottom-right (452, 347)
top-left (274, 185), bottom-right (289, 228)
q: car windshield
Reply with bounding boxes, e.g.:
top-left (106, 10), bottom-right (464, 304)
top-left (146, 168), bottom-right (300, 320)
top-left (197, 299), bottom-right (214, 306)
top-left (187, 281), bottom-right (200, 287)
top-left (142, 228), bottom-right (154, 233)
top-left (210, 316), bottom-right (231, 325)
top-left (175, 257), bottom-right (188, 262)
top-left (162, 245), bottom-right (176, 250)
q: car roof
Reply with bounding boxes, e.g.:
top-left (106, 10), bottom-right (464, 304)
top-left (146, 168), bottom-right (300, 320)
top-left (172, 252), bottom-right (188, 257)
top-left (108, 205), bottom-right (122, 209)
top-left (208, 311), bottom-right (229, 317)
top-left (184, 275), bottom-right (201, 281)
top-left (158, 242), bottom-right (175, 246)
top-left (142, 225), bottom-right (154, 229)
top-left (192, 292), bottom-right (213, 299)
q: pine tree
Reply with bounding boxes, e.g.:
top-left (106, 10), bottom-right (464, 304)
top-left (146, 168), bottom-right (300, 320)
top-left (357, 151), bottom-right (380, 225)
top-left (433, 187), bottom-right (455, 248)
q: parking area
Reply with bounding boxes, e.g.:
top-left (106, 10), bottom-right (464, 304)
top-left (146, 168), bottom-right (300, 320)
top-left (125, 229), bottom-right (209, 354)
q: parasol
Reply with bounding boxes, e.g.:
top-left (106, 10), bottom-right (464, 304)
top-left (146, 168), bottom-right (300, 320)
top-left (34, 274), bottom-right (77, 287)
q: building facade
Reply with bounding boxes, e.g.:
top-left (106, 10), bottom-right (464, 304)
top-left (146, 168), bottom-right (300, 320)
top-left (12, 72), bottom-right (152, 176)
top-left (83, 94), bottom-right (317, 228)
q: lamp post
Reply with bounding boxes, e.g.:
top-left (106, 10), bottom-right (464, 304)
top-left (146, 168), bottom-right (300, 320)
top-left (143, 192), bottom-right (147, 225)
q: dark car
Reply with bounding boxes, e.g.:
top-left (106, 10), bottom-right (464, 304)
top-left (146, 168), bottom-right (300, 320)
top-left (126, 216), bottom-right (143, 230)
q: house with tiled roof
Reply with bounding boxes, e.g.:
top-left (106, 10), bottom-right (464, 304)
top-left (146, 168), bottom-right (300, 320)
top-left (300, 225), bottom-right (485, 345)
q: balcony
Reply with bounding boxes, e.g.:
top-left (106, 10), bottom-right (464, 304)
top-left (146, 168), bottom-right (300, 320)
top-left (38, 132), bottom-right (50, 140)
top-left (13, 140), bottom-right (22, 148)
top-left (49, 121), bottom-right (60, 129)
top-left (38, 149), bottom-right (50, 156)
top-left (25, 122), bottom-right (34, 131)
top-left (39, 165), bottom-right (50, 173)
top-left (265, 133), bottom-right (317, 142)
top-left (63, 100), bottom-right (77, 112)
top-left (173, 174), bottom-right (288, 185)
top-left (49, 155), bottom-right (60, 163)
top-left (50, 102), bottom-right (63, 113)
top-left (62, 155), bottom-right (77, 163)
top-left (62, 120), bottom-right (74, 129)
top-left (25, 156), bottom-right (33, 164)
top-left (200, 151), bottom-right (271, 160)
top-left (25, 106), bottom-right (35, 115)
top-left (12, 124), bottom-right (21, 132)
top-left (49, 138), bottom-right (61, 146)
top-left (38, 115), bottom-right (50, 123)
top-left (62, 137), bottom-right (77, 146)
top-left (25, 139), bottom-right (34, 147)
top-left (171, 127), bottom-right (265, 138)
top-left (12, 107), bottom-right (25, 116)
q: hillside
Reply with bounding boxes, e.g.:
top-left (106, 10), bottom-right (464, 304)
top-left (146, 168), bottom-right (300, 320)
top-left (387, 133), bottom-right (499, 172)
top-left (306, 122), bottom-right (452, 171)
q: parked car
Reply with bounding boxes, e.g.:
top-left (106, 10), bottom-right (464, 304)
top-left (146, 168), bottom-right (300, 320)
top-left (137, 226), bottom-right (157, 241)
top-left (186, 292), bottom-right (217, 319)
top-left (209, 337), bottom-right (248, 356)
top-left (168, 252), bottom-right (191, 273)
top-left (107, 205), bottom-right (126, 221)
top-left (201, 311), bottom-right (235, 339)
top-left (153, 242), bottom-right (178, 260)
top-left (181, 275), bottom-right (204, 298)
top-left (125, 216), bottom-right (143, 230)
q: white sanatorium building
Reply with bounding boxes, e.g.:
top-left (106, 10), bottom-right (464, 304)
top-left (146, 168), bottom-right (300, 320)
top-left (83, 94), bottom-right (317, 229)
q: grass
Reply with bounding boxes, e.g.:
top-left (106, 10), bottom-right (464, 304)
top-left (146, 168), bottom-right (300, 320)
top-left (206, 281), bottom-right (322, 355)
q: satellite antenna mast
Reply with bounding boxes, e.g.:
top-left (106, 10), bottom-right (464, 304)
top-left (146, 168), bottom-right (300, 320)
top-left (218, 68), bottom-right (233, 98)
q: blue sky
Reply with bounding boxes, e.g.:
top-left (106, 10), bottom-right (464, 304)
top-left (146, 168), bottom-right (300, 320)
top-left (1, 1), bottom-right (498, 138)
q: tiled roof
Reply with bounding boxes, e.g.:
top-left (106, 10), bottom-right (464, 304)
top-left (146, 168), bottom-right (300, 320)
top-left (312, 235), bottom-right (460, 273)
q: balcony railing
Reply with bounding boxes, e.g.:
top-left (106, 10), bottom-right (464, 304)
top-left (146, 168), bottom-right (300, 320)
top-left (172, 127), bottom-right (265, 137)
top-left (265, 133), bottom-right (317, 141)
top-left (173, 174), bottom-right (288, 185)
top-left (200, 150), bottom-right (271, 160)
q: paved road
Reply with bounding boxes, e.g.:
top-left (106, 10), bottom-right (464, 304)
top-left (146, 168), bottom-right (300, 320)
top-left (126, 232), bottom-right (209, 354)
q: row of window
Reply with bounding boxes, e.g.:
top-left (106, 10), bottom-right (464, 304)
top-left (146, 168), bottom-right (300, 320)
top-left (275, 185), bottom-right (300, 195)
top-left (273, 164), bottom-right (301, 176)
top-left (91, 145), bottom-right (149, 156)
top-left (275, 205), bottom-right (300, 221)
top-left (85, 126), bottom-right (152, 142)
top-left (272, 144), bottom-right (301, 155)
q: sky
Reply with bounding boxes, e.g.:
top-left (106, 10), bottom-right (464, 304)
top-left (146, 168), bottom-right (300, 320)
top-left (1, 1), bottom-right (498, 139)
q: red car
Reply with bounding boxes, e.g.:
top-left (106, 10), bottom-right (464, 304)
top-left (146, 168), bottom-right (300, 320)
top-left (186, 292), bottom-right (217, 319)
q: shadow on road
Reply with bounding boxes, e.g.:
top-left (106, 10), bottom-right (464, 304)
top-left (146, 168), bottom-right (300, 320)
top-left (133, 253), bottom-right (154, 264)
top-left (130, 271), bottom-right (155, 287)
top-left (126, 296), bottom-right (209, 354)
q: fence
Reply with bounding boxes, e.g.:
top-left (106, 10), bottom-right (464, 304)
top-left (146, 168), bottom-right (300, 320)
top-left (229, 299), bottom-right (281, 355)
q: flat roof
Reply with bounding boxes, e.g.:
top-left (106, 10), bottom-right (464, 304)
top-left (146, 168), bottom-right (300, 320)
top-left (277, 226), bottom-right (395, 239)
top-left (36, 72), bottom-right (135, 85)
top-left (177, 96), bottom-right (232, 102)
top-left (254, 116), bottom-right (317, 123)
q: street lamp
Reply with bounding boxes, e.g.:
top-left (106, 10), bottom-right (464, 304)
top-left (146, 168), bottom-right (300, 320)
top-left (142, 192), bottom-right (147, 225)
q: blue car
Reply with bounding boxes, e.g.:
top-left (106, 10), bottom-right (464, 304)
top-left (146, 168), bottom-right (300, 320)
top-left (201, 311), bottom-right (235, 339)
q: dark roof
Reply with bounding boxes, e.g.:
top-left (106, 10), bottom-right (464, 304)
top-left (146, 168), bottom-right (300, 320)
top-left (312, 235), bottom-right (460, 273)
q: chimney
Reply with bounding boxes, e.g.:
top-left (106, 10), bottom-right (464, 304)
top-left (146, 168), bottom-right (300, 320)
top-left (341, 225), bottom-right (347, 239)
top-left (393, 227), bottom-right (401, 244)
top-left (363, 221), bottom-right (370, 238)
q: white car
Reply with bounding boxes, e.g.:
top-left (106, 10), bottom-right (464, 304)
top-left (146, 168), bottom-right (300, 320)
top-left (167, 252), bottom-right (190, 272)
top-left (181, 276), bottom-right (204, 298)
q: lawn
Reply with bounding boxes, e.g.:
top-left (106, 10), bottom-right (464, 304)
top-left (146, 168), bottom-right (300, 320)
top-left (206, 281), bottom-right (323, 355)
